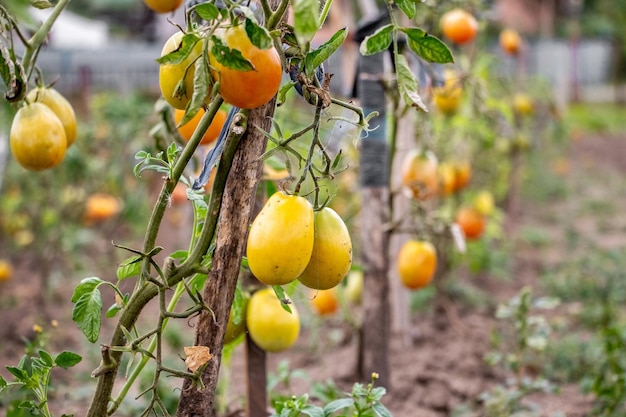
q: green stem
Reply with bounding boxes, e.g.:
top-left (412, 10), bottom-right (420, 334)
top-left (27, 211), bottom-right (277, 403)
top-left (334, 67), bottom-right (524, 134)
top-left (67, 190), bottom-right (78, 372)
top-left (21, 0), bottom-right (72, 81)
top-left (266, 0), bottom-right (291, 30)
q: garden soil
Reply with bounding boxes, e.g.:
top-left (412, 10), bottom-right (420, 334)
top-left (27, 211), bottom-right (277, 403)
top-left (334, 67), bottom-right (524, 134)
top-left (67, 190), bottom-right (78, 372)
top-left (2, 132), bottom-right (625, 416)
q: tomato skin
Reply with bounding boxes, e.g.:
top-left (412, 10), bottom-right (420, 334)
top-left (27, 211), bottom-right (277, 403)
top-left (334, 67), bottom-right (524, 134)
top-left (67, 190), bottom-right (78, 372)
top-left (499, 28), bottom-right (522, 55)
top-left (297, 207), bottom-right (352, 290)
top-left (26, 87), bottom-right (77, 147)
top-left (10, 103), bottom-right (67, 171)
top-left (159, 32), bottom-right (204, 110)
top-left (401, 150), bottom-right (439, 200)
top-left (397, 240), bottom-right (437, 290)
top-left (143, 0), bottom-right (183, 13)
top-left (247, 192), bottom-right (314, 286)
top-left (246, 288), bottom-right (300, 352)
top-left (456, 207), bottom-right (486, 240)
top-left (310, 288), bottom-right (339, 316)
top-left (210, 24), bottom-right (282, 109)
top-left (0, 260), bottom-right (13, 282)
top-left (83, 193), bottom-right (121, 223)
top-left (174, 108), bottom-right (227, 145)
top-left (440, 9), bottom-right (478, 45)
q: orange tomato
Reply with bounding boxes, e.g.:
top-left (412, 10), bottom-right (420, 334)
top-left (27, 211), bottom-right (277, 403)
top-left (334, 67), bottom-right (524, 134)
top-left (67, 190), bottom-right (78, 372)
top-left (397, 240), bottom-right (437, 290)
top-left (174, 108), bottom-right (228, 145)
top-left (455, 206), bottom-right (485, 240)
top-left (209, 24), bottom-right (282, 109)
top-left (83, 193), bottom-right (121, 223)
top-left (309, 288), bottom-right (339, 316)
top-left (438, 162), bottom-right (456, 196)
top-left (440, 9), bottom-right (478, 45)
top-left (401, 150), bottom-right (439, 200)
top-left (453, 160), bottom-right (471, 192)
top-left (0, 259), bottom-right (13, 282)
top-left (499, 28), bottom-right (522, 55)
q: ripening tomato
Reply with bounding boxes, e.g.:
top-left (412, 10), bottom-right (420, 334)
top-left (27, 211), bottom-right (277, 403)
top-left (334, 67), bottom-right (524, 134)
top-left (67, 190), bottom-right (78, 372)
top-left (174, 108), bottom-right (228, 145)
top-left (83, 193), bottom-right (121, 224)
top-left (10, 103), bottom-right (67, 171)
top-left (440, 9), bottom-right (478, 45)
top-left (432, 69), bottom-right (462, 115)
top-left (26, 87), bottom-right (77, 147)
top-left (473, 190), bottom-right (495, 217)
top-left (246, 288), bottom-right (300, 352)
top-left (246, 192), bottom-right (314, 286)
top-left (456, 206), bottom-right (486, 240)
top-left (397, 240), bottom-right (437, 290)
top-left (209, 23), bottom-right (282, 109)
top-left (309, 288), bottom-right (339, 316)
top-left (401, 150), bottom-right (439, 200)
top-left (143, 0), bottom-right (183, 13)
top-left (0, 259), bottom-right (13, 282)
top-left (499, 28), bottom-right (522, 55)
top-left (297, 207), bottom-right (352, 290)
top-left (159, 31), bottom-right (205, 110)
top-left (453, 160), bottom-right (471, 191)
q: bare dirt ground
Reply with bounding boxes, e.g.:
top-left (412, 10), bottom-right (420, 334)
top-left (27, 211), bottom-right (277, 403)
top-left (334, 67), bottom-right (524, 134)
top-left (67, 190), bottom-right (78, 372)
top-left (2, 131), bottom-right (626, 416)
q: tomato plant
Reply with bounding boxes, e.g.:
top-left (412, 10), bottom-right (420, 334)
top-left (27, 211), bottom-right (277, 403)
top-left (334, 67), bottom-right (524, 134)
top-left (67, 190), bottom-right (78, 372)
top-left (246, 287), bottom-right (300, 352)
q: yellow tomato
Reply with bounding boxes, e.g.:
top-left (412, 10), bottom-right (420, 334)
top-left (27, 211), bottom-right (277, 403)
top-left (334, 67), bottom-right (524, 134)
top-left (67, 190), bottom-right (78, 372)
top-left (209, 24), bottom-right (282, 109)
top-left (401, 150), bottom-right (439, 200)
top-left (297, 207), bottom-right (352, 290)
top-left (513, 93), bottom-right (534, 116)
top-left (246, 288), bottom-right (300, 352)
top-left (438, 162), bottom-right (456, 196)
top-left (159, 31), bottom-right (204, 110)
top-left (0, 260), bottom-right (13, 282)
top-left (343, 270), bottom-right (363, 305)
top-left (143, 0), bottom-right (183, 13)
top-left (10, 103), bottom-right (67, 171)
top-left (453, 160), bottom-right (472, 191)
top-left (26, 87), bottom-right (77, 147)
top-left (473, 190), bottom-right (495, 217)
top-left (247, 192), bottom-right (314, 286)
top-left (309, 288), bottom-right (339, 316)
top-left (397, 240), bottom-right (437, 290)
top-left (432, 69), bottom-right (463, 115)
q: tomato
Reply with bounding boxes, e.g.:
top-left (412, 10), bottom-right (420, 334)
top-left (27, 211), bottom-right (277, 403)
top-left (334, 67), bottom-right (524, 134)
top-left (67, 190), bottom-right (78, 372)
top-left (174, 108), bottom-right (227, 145)
top-left (453, 160), bottom-right (471, 191)
top-left (224, 295), bottom-right (249, 344)
top-left (440, 9), bottom-right (478, 45)
top-left (209, 24), bottom-right (282, 109)
top-left (159, 31), bottom-right (204, 110)
top-left (10, 102), bottom-right (67, 171)
top-left (170, 183), bottom-right (188, 205)
top-left (26, 87), bottom-right (77, 147)
top-left (432, 69), bottom-right (462, 115)
top-left (397, 240), bottom-right (437, 290)
top-left (401, 150), bottom-right (439, 200)
top-left (0, 259), bottom-right (13, 282)
top-left (513, 93), bottom-right (534, 116)
top-left (297, 207), bottom-right (352, 290)
top-left (343, 270), bottom-right (363, 305)
top-left (438, 162), bottom-right (456, 196)
top-left (246, 288), bottom-right (300, 352)
top-left (499, 28), bottom-right (522, 55)
top-left (143, 0), bottom-right (182, 13)
top-left (473, 190), bottom-right (495, 217)
top-left (310, 288), bottom-right (339, 316)
top-left (83, 193), bottom-right (121, 224)
top-left (247, 192), bottom-right (314, 286)
top-left (456, 206), bottom-right (485, 240)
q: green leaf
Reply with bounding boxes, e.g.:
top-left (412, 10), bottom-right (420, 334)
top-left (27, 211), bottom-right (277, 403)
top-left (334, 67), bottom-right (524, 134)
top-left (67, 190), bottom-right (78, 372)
top-left (395, 0), bottom-right (415, 18)
top-left (38, 350), bottom-right (54, 368)
top-left (304, 27), bottom-right (348, 78)
top-left (157, 33), bottom-right (201, 65)
top-left (293, 0), bottom-right (320, 46)
top-left (359, 24), bottom-right (394, 56)
top-left (180, 51), bottom-right (211, 128)
top-left (169, 250), bottom-right (189, 260)
top-left (324, 398), bottom-right (354, 413)
top-left (55, 352), bottom-right (82, 369)
top-left (210, 36), bottom-right (254, 71)
top-left (372, 402), bottom-right (393, 417)
top-left (72, 287), bottom-right (103, 343)
top-left (116, 255), bottom-right (142, 280)
top-left (71, 277), bottom-right (104, 303)
top-left (6, 366), bottom-right (27, 381)
top-left (245, 18), bottom-right (272, 50)
top-left (301, 405), bottom-right (325, 417)
top-left (106, 303), bottom-right (121, 318)
top-left (395, 54), bottom-right (428, 112)
top-left (0, 375), bottom-right (7, 388)
top-left (272, 285), bottom-right (292, 314)
top-left (193, 2), bottom-right (219, 20)
top-left (401, 28), bottom-right (454, 64)
top-left (31, 0), bottom-right (53, 9)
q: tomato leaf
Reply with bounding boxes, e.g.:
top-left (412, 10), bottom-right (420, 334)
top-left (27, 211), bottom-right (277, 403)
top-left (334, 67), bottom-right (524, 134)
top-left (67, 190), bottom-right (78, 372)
top-left (395, 54), bottom-right (428, 112)
top-left (210, 36), bottom-right (254, 71)
top-left (0, 41), bottom-right (26, 102)
top-left (304, 27), bottom-right (348, 78)
top-left (116, 255), bottom-right (141, 280)
top-left (293, 0), bottom-right (319, 46)
top-left (179, 51), bottom-right (210, 128)
top-left (395, 0), bottom-right (416, 18)
top-left (245, 18), bottom-right (272, 50)
top-left (300, 405), bottom-right (325, 417)
top-left (54, 352), bottom-right (82, 369)
top-left (72, 281), bottom-right (103, 343)
top-left (156, 33), bottom-right (201, 65)
top-left (323, 398), bottom-right (354, 413)
top-left (401, 28), bottom-right (454, 64)
top-left (272, 285), bottom-right (292, 314)
top-left (359, 24), bottom-right (394, 56)
top-left (193, 2), bottom-right (219, 20)
top-left (372, 402), bottom-right (393, 417)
